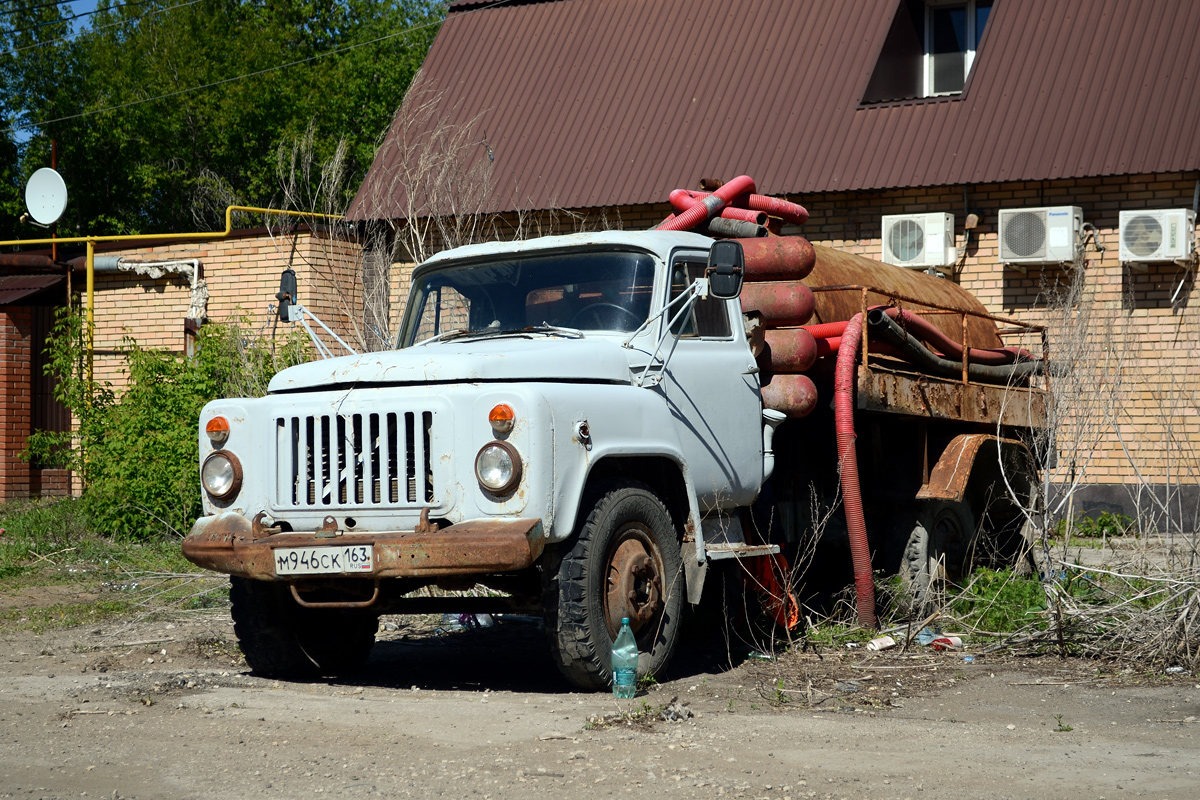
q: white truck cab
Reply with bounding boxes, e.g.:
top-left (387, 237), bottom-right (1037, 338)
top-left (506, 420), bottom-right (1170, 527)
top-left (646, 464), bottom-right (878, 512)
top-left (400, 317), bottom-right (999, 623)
top-left (184, 231), bottom-right (771, 688)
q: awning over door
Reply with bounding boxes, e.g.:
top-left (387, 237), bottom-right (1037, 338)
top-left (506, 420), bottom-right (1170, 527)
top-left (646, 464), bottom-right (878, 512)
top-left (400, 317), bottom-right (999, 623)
top-left (0, 274), bottom-right (65, 305)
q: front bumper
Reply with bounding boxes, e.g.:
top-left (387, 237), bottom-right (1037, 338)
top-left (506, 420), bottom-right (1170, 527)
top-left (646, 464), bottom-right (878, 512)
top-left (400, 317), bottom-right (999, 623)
top-left (182, 512), bottom-right (545, 581)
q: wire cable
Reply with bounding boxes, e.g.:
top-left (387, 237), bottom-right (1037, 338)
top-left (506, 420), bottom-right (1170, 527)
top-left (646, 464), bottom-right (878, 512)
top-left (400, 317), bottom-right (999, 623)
top-left (0, 0), bottom-right (77, 16)
top-left (6, 0), bottom-right (154, 36)
top-left (2, 14), bottom-right (444, 134)
top-left (8, 0), bottom-right (203, 54)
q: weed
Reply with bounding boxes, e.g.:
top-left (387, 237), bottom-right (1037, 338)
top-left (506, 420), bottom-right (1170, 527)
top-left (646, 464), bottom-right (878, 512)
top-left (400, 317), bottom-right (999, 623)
top-left (637, 672), bottom-right (658, 692)
top-left (1053, 511), bottom-right (1135, 540)
top-left (584, 699), bottom-right (666, 730)
top-left (805, 620), bottom-right (875, 649)
top-left (726, 698), bottom-right (736, 712)
top-left (951, 568), bottom-right (1047, 634)
top-left (1053, 714), bottom-right (1073, 732)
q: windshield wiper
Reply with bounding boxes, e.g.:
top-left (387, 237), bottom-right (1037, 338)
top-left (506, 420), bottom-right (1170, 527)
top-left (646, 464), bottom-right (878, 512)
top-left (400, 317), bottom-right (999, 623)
top-left (415, 324), bottom-right (583, 346)
top-left (414, 328), bottom-right (477, 346)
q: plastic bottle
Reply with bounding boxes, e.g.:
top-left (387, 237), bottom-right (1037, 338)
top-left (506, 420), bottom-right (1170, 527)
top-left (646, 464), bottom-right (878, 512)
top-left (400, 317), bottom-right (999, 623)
top-left (611, 617), bottom-right (638, 699)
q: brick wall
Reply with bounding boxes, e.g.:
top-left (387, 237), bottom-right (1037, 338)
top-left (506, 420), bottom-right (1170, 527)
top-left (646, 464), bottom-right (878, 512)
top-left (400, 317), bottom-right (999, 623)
top-left (0, 308), bottom-right (32, 501)
top-left (88, 227), bottom-right (363, 391)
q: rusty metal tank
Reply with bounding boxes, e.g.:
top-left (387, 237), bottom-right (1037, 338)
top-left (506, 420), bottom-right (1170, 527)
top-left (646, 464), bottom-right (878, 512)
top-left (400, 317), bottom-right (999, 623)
top-left (803, 244), bottom-right (1002, 349)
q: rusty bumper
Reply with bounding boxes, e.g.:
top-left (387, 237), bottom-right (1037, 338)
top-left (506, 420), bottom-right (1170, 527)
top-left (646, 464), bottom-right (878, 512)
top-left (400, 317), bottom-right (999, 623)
top-left (182, 512), bottom-right (545, 580)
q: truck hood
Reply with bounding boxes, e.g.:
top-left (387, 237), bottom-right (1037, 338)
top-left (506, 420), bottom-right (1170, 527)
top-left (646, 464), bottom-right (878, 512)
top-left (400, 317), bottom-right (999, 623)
top-left (268, 335), bottom-right (636, 392)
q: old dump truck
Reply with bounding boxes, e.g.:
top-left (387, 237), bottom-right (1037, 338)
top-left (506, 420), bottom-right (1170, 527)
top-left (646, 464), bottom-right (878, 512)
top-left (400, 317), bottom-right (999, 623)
top-left (183, 222), bottom-right (1046, 689)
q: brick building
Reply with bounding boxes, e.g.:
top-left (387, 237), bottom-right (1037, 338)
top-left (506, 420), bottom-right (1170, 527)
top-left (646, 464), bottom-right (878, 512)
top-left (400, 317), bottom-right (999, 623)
top-left (349, 0), bottom-right (1200, 520)
top-left (0, 225), bottom-right (361, 501)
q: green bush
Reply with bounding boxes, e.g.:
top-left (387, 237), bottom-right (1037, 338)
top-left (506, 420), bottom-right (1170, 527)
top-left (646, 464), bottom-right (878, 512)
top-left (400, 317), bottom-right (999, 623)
top-left (1053, 510), bottom-right (1135, 540)
top-left (23, 309), bottom-right (309, 539)
top-left (951, 568), bottom-right (1047, 633)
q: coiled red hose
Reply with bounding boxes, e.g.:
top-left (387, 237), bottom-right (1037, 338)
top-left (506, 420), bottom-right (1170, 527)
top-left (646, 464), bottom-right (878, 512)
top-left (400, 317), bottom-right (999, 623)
top-left (745, 193), bottom-right (809, 225)
top-left (834, 312), bottom-right (876, 628)
top-left (802, 320), bottom-right (848, 340)
top-left (668, 190), bottom-right (768, 225)
top-left (657, 175), bottom-right (756, 232)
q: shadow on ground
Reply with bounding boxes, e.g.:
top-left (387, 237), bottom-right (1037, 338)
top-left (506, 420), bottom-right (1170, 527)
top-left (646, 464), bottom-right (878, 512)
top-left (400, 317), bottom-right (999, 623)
top-left (339, 614), bottom-right (740, 694)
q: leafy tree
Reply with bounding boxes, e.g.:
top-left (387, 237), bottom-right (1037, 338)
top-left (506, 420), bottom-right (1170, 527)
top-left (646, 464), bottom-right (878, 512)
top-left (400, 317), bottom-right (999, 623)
top-left (0, 128), bottom-right (20, 241)
top-left (0, 0), bottom-right (441, 236)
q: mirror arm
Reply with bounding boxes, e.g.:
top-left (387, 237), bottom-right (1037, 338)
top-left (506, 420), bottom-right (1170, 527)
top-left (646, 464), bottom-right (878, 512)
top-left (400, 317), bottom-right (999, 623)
top-left (623, 279), bottom-right (704, 347)
top-left (633, 279), bottom-right (704, 387)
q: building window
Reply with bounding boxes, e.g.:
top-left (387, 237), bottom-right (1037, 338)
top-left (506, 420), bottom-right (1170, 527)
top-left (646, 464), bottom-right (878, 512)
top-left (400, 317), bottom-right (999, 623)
top-left (926, 1), bottom-right (993, 96)
top-left (863, 0), bottom-right (993, 103)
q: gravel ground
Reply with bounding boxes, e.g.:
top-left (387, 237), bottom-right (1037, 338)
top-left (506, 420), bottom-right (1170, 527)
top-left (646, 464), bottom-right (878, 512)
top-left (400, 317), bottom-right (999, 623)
top-left (1, 607), bottom-right (1197, 800)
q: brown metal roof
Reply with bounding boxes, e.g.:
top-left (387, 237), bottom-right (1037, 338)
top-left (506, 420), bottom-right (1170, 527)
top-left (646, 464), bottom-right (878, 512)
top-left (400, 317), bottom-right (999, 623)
top-left (349, 0), bottom-right (1200, 219)
top-left (0, 274), bottom-right (64, 305)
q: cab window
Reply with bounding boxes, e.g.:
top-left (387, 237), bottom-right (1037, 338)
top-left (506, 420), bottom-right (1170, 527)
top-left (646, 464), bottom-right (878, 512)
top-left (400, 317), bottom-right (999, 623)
top-left (669, 260), bottom-right (732, 338)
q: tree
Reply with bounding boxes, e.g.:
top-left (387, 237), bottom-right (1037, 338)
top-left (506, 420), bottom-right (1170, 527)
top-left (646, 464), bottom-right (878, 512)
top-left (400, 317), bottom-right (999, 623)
top-left (0, 0), bottom-right (441, 236)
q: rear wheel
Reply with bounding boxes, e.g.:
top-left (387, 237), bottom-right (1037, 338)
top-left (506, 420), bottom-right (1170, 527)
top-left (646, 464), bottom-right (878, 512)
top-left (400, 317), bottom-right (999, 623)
top-left (900, 500), bottom-right (976, 615)
top-left (230, 577), bottom-right (378, 679)
top-left (543, 482), bottom-right (684, 690)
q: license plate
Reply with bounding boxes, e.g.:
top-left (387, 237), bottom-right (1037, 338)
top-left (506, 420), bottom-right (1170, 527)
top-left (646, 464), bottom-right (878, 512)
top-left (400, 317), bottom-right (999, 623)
top-left (274, 545), bottom-right (373, 576)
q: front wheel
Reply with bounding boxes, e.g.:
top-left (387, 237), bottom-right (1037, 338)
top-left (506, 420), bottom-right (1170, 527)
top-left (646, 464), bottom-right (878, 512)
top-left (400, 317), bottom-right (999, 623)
top-left (543, 482), bottom-right (684, 690)
top-left (230, 577), bottom-right (378, 679)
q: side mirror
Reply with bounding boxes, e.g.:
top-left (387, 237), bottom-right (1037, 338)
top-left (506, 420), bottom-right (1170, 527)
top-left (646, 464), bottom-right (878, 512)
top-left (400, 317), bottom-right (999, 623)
top-left (706, 239), bottom-right (745, 299)
top-left (276, 268), bottom-right (298, 321)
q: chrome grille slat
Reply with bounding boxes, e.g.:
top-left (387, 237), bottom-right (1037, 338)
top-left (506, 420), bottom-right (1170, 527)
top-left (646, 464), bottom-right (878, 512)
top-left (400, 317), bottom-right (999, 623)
top-left (277, 409), bottom-right (436, 509)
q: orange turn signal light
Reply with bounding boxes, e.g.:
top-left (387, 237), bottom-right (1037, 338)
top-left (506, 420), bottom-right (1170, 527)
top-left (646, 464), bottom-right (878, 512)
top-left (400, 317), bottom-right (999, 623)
top-left (205, 416), bottom-right (230, 445)
top-left (488, 404), bottom-right (515, 434)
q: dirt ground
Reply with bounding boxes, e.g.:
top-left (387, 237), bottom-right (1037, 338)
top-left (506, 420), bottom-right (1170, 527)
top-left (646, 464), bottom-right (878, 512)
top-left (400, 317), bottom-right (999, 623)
top-left (1, 603), bottom-right (1197, 800)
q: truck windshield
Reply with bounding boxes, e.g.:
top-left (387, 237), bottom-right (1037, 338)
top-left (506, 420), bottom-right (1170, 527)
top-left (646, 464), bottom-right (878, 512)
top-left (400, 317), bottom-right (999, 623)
top-left (402, 250), bottom-right (657, 346)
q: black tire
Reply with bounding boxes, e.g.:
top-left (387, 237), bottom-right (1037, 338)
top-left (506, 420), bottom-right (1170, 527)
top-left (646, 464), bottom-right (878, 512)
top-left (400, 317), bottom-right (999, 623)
top-left (542, 481), bottom-right (684, 691)
top-left (900, 500), bottom-right (976, 614)
top-left (229, 577), bottom-right (378, 679)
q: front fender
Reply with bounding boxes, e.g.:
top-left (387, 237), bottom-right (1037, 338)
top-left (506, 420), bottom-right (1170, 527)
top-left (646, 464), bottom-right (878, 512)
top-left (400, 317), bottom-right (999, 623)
top-left (542, 384), bottom-right (699, 543)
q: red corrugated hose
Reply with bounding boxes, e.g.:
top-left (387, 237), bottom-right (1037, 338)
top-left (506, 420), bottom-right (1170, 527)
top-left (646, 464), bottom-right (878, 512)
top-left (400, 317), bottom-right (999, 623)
top-left (668, 190), bottom-right (768, 225)
top-left (833, 312), bottom-right (877, 629)
top-left (656, 175), bottom-right (757, 232)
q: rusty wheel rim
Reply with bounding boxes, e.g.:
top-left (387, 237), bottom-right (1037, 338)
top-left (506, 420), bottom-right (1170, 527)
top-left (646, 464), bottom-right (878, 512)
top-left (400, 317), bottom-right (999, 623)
top-left (604, 524), bottom-right (664, 640)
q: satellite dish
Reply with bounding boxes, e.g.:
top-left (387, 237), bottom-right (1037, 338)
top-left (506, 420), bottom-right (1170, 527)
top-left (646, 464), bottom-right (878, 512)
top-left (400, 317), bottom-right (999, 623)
top-left (25, 167), bottom-right (68, 225)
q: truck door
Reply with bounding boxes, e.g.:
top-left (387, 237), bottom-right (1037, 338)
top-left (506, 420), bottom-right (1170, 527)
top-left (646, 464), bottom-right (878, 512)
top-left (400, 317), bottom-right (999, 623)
top-left (659, 252), bottom-right (763, 509)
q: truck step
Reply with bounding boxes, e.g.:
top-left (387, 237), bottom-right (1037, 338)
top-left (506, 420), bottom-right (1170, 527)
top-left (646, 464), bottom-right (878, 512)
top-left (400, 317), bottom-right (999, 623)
top-left (704, 542), bottom-right (781, 561)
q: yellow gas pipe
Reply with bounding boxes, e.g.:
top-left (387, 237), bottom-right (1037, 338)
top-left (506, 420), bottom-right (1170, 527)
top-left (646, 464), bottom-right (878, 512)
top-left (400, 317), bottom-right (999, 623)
top-left (0, 206), bottom-right (344, 385)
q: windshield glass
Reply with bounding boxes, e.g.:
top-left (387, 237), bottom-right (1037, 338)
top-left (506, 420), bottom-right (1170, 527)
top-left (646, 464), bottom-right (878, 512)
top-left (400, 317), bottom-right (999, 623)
top-left (402, 250), bottom-right (657, 346)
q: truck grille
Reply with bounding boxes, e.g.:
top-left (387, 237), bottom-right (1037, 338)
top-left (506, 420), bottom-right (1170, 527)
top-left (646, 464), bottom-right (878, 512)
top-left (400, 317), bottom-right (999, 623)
top-left (276, 411), bottom-right (435, 508)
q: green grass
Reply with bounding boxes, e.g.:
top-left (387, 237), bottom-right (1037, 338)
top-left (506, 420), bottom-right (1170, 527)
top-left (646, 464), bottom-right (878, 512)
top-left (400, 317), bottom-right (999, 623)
top-left (951, 568), bottom-right (1047, 633)
top-left (804, 620), bottom-right (876, 649)
top-left (0, 599), bottom-right (135, 634)
top-left (0, 497), bottom-right (222, 634)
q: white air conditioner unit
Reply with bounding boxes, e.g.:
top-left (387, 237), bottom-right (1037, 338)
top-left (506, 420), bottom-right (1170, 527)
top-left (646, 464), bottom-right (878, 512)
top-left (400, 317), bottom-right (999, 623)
top-left (1119, 208), bottom-right (1196, 263)
top-left (998, 206), bottom-right (1083, 265)
top-left (881, 213), bottom-right (956, 268)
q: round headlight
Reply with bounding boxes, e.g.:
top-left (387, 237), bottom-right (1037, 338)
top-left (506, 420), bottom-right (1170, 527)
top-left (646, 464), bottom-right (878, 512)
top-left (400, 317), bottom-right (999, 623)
top-left (475, 441), bottom-right (522, 495)
top-left (202, 451), bottom-right (243, 501)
